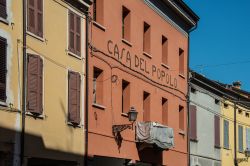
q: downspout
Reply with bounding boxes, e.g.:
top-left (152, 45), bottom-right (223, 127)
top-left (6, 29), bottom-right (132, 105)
top-left (234, 101), bottom-right (238, 166)
top-left (21, 0), bottom-right (27, 165)
top-left (187, 24), bottom-right (198, 166)
top-left (84, 12), bottom-right (89, 166)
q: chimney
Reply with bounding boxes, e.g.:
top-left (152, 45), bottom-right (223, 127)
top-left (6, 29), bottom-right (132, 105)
top-left (232, 81), bottom-right (241, 89)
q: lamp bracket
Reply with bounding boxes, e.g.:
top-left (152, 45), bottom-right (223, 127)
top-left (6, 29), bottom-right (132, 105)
top-left (112, 124), bottom-right (133, 150)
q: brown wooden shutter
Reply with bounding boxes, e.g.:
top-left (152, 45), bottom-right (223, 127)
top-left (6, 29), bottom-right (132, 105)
top-left (28, 0), bottom-right (36, 34)
top-left (75, 15), bottom-right (81, 56)
top-left (189, 105), bottom-right (197, 141)
top-left (0, 0), bottom-right (7, 19)
top-left (68, 11), bottom-right (75, 53)
top-left (37, 0), bottom-right (43, 37)
top-left (214, 115), bottom-right (220, 147)
top-left (68, 71), bottom-right (81, 125)
top-left (0, 37), bottom-right (7, 102)
top-left (27, 54), bottom-right (43, 115)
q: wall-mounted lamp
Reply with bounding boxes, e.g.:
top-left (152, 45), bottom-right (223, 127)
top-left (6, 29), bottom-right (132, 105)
top-left (112, 107), bottom-right (138, 149)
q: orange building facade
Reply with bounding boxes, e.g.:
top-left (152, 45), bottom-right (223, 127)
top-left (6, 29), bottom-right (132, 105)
top-left (87, 0), bottom-right (198, 165)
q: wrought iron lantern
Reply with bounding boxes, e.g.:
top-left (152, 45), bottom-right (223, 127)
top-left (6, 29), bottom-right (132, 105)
top-left (127, 107), bottom-right (138, 122)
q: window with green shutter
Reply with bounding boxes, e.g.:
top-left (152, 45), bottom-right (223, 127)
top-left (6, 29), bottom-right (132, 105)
top-left (246, 128), bottom-right (250, 150)
top-left (238, 125), bottom-right (243, 152)
top-left (224, 120), bottom-right (229, 149)
top-left (0, 37), bottom-right (7, 102)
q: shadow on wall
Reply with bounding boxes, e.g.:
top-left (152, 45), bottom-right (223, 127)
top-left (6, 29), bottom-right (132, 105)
top-left (0, 127), bottom-right (84, 166)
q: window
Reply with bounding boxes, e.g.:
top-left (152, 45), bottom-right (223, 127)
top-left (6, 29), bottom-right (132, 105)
top-left (143, 22), bottom-right (151, 54)
top-left (68, 11), bottom-right (81, 56)
top-left (68, 71), bottom-right (81, 125)
top-left (238, 125), bottom-right (243, 152)
top-left (0, 37), bottom-right (7, 102)
top-left (191, 87), bottom-right (196, 94)
top-left (93, 67), bottom-right (103, 105)
top-left (179, 105), bottom-right (184, 131)
top-left (223, 120), bottom-right (229, 149)
top-left (143, 91), bottom-right (150, 122)
top-left (246, 128), bottom-right (250, 150)
top-left (0, 0), bottom-right (7, 19)
top-left (179, 48), bottom-right (184, 75)
top-left (215, 99), bottom-right (220, 105)
top-left (214, 115), bottom-right (220, 148)
top-left (162, 35), bottom-right (168, 65)
top-left (224, 103), bottom-right (229, 109)
top-left (162, 98), bottom-right (168, 125)
top-left (122, 6), bottom-right (131, 42)
top-left (27, 54), bottom-right (43, 115)
top-left (27, 0), bottom-right (43, 37)
top-left (93, 0), bottom-right (104, 24)
top-left (238, 109), bottom-right (243, 115)
top-left (189, 105), bottom-right (197, 141)
top-left (246, 112), bottom-right (249, 118)
top-left (122, 80), bottom-right (130, 113)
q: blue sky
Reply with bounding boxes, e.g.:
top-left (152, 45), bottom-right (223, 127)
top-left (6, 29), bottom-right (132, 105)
top-left (184, 0), bottom-right (250, 91)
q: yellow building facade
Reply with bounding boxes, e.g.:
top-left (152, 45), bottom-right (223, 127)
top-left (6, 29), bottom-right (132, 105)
top-left (221, 100), bottom-right (250, 166)
top-left (0, 0), bottom-right (91, 165)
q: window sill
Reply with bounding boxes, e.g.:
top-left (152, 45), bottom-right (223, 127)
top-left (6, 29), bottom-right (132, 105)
top-left (27, 31), bottom-right (45, 42)
top-left (179, 74), bottom-right (185, 79)
top-left (143, 51), bottom-right (152, 59)
top-left (179, 130), bottom-right (185, 136)
top-left (161, 63), bottom-right (170, 69)
top-left (92, 103), bottom-right (106, 110)
top-left (67, 122), bottom-right (83, 128)
top-left (67, 50), bottom-right (82, 60)
top-left (0, 104), bottom-right (21, 113)
top-left (26, 112), bottom-right (46, 119)
top-left (190, 138), bottom-right (198, 142)
top-left (223, 147), bottom-right (231, 150)
top-left (0, 101), bottom-right (8, 107)
top-left (121, 38), bottom-right (132, 47)
top-left (0, 17), bottom-right (9, 25)
top-left (121, 112), bottom-right (128, 117)
top-left (93, 21), bottom-right (106, 31)
top-left (214, 145), bottom-right (221, 149)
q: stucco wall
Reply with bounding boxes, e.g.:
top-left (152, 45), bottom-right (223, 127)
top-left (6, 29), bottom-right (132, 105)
top-left (190, 84), bottom-right (221, 166)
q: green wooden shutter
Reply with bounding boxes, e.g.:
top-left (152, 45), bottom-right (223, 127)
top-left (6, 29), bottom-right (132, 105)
top-left (246, 128), bottom-right (250, 150)
top-left (238, 125), bottom-right (243, 152)
top-left (224, 120), bottom-right (229, 149)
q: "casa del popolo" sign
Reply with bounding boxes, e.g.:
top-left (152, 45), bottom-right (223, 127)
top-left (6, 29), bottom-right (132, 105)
top-left (107, 40), bottom-right (178, 88)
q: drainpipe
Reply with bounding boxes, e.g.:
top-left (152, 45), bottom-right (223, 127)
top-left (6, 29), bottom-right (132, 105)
top-left (84, 12), bottom-right (89, 166)
top-left (234, 101), bottom-right (238, 166)
top-left (187, 24), bottom-right (198, 166)
top-left (21, 0), bottom-right (27, 165)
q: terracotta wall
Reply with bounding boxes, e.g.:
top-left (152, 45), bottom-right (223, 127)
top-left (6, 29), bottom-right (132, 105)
top-left (88, 0), bottom-right (189, 165)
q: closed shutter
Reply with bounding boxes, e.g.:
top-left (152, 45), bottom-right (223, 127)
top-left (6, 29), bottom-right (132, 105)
top-left (214, 115), bottom-right (220, 148)
top-left (68, 71), bottom-right (81, 125)
top-left (28, 0), bottom-right (36, 34)
top-left (224, 120), bottom-right (229, 149)
top-left (27, 54), bottom-right (43, 115)
top-left (238, 125), bottom-right (243, 152)
top-left (246, 128), bottom-right (250, 149)
top-left (75, 15), bottom-right (81, 56)
top-left (69, 11), bottom-right (75, 53)
top-left (28, 0), bottom-right (43, 37)
top-left (189, 105), bottom-right (197, 141)
top-left (37, 0), bottom-right (43, 37)
top-left (68, 11), bottom-right (81, 56)
top-left (0, 37), bottom-right (7, 102)
top-left (0, 0), bottom-right (7, 19)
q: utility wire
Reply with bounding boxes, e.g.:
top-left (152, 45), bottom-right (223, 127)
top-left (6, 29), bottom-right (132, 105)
top-left (192, 59), bottom-right (250, 69)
